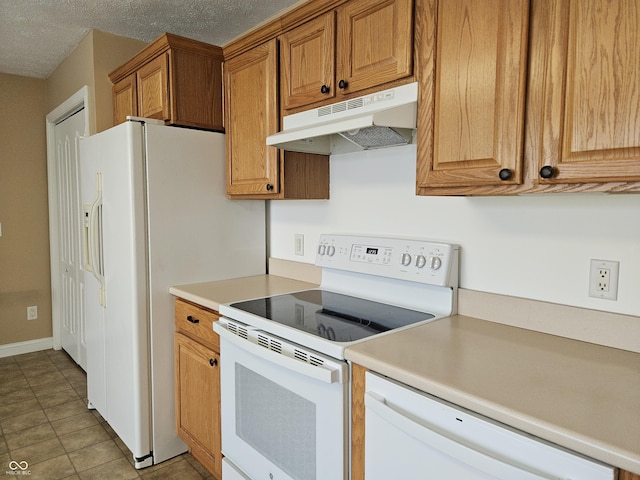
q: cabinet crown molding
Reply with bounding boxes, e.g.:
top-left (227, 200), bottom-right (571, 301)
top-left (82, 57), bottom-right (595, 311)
top-left (109, 32), bottom-right (223, 83)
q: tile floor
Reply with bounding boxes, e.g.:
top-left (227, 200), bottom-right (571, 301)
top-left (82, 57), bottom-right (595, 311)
top-left (0, 349), bottom-right (217, 480)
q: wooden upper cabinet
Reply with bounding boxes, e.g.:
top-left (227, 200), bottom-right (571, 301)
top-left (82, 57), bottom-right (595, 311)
top-left (416, 0), bottom-right (530, 189)
top-left (136, 53), bottom-right (170, 121)
top-left (224, 38), bottom-right (330, 199)
top-left (225, 40), bottom-right (281, 197)
top-left (109, 33), bottom-right (223, 131)
top-left (537, 0), bottom-right (640, 184)
top-left (112, 74), bottom-right (137, 125)
top-left (280, 12), bottom-right (336, 110)
top-left (337, 0), bottom-right (414, 93)
top-left (280, 0), bottom-right (414, 111)
top-left (416, 0), bottom-right (640, 195)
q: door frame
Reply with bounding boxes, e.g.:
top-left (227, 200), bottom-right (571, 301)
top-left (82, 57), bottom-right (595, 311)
top-left (46, 86), bottom-right (90, 351)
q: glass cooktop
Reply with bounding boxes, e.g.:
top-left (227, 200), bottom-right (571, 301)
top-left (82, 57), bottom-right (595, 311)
top-left (229, 289), bottom-right (435, 343)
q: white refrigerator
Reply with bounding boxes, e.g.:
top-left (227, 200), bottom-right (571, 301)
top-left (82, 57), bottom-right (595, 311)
top-left (79, 118), bottom-right (265, 468)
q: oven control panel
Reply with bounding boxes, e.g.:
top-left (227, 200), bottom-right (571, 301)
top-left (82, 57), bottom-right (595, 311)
top-left (315, 234), bottom-right (459, 287)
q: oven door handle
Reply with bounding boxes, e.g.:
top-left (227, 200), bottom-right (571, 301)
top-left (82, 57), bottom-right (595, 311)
top-left (217, 326), bottom-right (344, 384)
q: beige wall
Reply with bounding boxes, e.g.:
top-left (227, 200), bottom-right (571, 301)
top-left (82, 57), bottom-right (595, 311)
top-left (0, 31), bottom-right (147, 349)
top-left (92, 30), bottom-right (147, 133)
top-left (48, 30), bottom-right (147, 134)
top-left (0, 74), bottom-right (51, 345)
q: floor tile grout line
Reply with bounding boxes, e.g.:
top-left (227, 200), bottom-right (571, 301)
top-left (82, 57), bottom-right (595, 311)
top-left (3, 349), bottom-right (214, 479)
top-left (23, 351), bottom-right (84, 478)
top-left (4, 350), bottom-right (113, 478)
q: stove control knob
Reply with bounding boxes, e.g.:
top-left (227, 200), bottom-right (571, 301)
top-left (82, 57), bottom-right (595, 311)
top-left (429, 256), bottom-right (442, 270)
top-left (318, 245), bottom-right (326, 255)
top-left (401, 253), bottom-right (412, 266)
top-left (327, 245), bottom-right (336, 256)
top-left (415, 255), bottom-right (427, 268)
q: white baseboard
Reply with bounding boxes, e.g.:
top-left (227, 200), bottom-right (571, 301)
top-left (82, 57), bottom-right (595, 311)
top-left (0, 337), bottom-right (54, 358)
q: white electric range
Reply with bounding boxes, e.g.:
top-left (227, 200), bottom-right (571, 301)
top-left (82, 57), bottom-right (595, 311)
top-left (214, 234), bottom-right (459, 480)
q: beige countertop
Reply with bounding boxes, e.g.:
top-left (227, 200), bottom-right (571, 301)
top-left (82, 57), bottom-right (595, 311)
top-left (169, 274), bottom-right (318, 311)
top-left (345, 314), bottom-right (640, 475)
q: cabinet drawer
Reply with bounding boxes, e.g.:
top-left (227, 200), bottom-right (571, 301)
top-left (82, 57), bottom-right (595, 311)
top-left (175, 298), bottom-right (220, 351)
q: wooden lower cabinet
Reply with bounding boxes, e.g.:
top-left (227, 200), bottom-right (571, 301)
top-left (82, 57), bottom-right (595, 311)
top-left (619, 472), bottom-right (640, 480)
top-left (351, 363), bottom-right (367, 480)
top-left (174, 299), bottom-right (222, 478)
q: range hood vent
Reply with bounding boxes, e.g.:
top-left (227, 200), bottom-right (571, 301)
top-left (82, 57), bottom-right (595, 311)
top-left (266, 82), bottom-right (418, 155)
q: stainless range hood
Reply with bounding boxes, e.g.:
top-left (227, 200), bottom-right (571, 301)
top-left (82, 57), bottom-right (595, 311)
top-left (266, 82), bottom-right (418, 155)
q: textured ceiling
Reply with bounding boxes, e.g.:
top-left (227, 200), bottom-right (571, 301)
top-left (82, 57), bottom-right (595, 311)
top-left (0, 0), bottom-right (303, 79)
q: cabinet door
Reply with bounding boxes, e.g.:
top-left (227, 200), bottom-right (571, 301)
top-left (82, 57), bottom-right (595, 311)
top-left (225, 39), bottom-right (280, 196)
top-left (416, 0), bottom-right (529, 189)
top-left (136, 53), bottom-right (170, 121)
top-left (174, 332), bottom-right (221, 478)
top-left (280, 12), bottom-right (336, 110)
top-left (337, 0), bottom-right (414, 94)
top-left (112, 74), bottom-right (137, 125)
top-left (537, 0), bottom-right (640, 183)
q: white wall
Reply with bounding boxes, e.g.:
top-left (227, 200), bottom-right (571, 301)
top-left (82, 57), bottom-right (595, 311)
top-left (269, 144), bottom-right (640, 316)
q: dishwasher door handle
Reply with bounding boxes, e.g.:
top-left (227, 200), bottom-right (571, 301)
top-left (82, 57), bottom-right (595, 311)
top-left (364, 392), bottom-right (559, 480)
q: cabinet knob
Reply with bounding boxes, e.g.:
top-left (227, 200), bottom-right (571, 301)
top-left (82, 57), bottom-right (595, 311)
top-left (209, 358), bottom-right (218, 367)
top-left (498, 168), bottom-right (513, 181)
top-left (186, 315), bottom-right (199, 324)
top-left (539, 165), bottom-right (555, 179)
top-left (338, 79), bottom-right (348, 89)
top-left (320, 84), bottom-right (330, 94)
top-left (266, 183), bottom-right (274, 191)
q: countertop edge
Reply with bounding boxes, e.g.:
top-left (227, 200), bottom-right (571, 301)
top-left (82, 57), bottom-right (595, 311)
top-left (168, 286), bottom-right (221, 311)
top-left (169, 274), bottom-right (319, 313)
top-left (345, 320), bottom-right (640, 476)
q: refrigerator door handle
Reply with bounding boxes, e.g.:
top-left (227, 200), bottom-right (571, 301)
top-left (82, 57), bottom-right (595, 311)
top-left (88, 173), bottom-right (106, 307)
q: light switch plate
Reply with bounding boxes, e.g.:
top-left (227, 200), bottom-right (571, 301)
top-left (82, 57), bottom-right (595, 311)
top-left (295, 234), bottom-right (304, 256)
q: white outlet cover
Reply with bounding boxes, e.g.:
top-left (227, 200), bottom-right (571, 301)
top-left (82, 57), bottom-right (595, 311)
top-left (27, 305), bottom-right (38, 320)
top-left (589, 259), bottom-right (619, 300)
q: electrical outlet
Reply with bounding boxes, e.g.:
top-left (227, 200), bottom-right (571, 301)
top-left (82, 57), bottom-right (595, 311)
top-left (596, 268), bottom-right (610, 292)
top-left (295, 234), bottom-right (304, 256)
top-left (27, 305), bottom-right (38, 320)
top-left (589, 259), bottom-right (619, 300)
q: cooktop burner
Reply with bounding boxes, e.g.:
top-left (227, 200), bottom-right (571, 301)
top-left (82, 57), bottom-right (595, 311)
top-left (229, 289), bottom-right (435, 343)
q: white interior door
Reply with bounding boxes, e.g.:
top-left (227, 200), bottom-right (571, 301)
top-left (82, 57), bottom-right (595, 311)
top-left (52, 108), bottom-right (86, 369)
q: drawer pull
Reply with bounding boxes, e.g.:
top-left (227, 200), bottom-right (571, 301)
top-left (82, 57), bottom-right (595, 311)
top-left (209, 358), bottom-right (218, 366)
top-left (186, 315), bottom-right (199, 324)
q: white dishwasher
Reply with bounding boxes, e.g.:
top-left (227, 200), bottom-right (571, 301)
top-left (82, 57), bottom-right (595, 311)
top-left (364, 372), bottom-right (615, 480)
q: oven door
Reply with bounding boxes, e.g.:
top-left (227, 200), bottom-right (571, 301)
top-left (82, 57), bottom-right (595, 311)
top-left (215, 320), bottom-right (349, 480)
